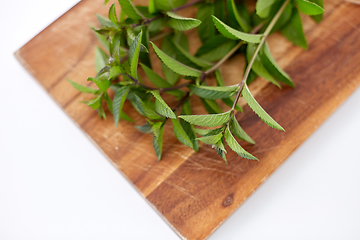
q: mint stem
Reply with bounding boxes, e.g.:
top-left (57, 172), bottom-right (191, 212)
top-left (231, 0), bottom-right (290, 111)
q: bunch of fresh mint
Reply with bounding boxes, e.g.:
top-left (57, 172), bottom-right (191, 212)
top-left (69, 0), bottom-right (324, 162)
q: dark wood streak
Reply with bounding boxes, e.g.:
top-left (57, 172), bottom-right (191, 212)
top-left (80, 110), bottom-right (99, 129)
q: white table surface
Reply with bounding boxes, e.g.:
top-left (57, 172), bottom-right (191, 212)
top-left (1, 1), bottom-right (360, 239)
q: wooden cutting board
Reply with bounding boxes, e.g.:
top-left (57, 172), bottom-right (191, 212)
top-left (15, 0), bottom-right (360, 239)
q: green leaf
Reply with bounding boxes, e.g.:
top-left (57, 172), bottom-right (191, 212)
top-left (120, 60), bottom-right (133, 82)
top-left (104, 92), bottom-right (113, 113)
top-left (214, 139), bottom-right (227, 163)
top-left (259, 42), bottom-right (294, 87)
top-left (188, 85), bottom-right (238, 99)
top-left (229, 115), bottom-right (255, 144)
top-left (154, 0), bottom-right (187, 11)
top-left (270, 1), bottom-right (293, 33)
top-left (194, 127), bottom-right (224, 136)
top-left (166, 12), bottom-right (202, 31)
top-left (199, 41), bottom-right (238, 62)
top-left (88, 76), bottom-right (111, 92)
top-left (228, 0), bottom-right (251, 32)
top-left (98, 105), bottom-right (107, 119)
top-left (93, 27), bottom-right (112, 36)
top-left (68, 79), bottom-right (100, 94)
top-left (104, 0), bottom-right (110, 5)
top-left (226, 0), bottom-right (240, 29)
top-left (148, 17), bottom-right (164, 32)
top-left (251, 9), bottom-right (264, 27)
top-left (213, 0), bottom-right (225, 22)
top-left (109, 65), bottom-right (124, 80)
top-left (140, 63), bottom-right (183, 97)
top-left (258, 1), bottom-right (294, 35)
top-left (127, 88), bottom-right (153, 101)
top-left (87, 94), bottom-right (102, 110)
top-left (119, 8), bottom-right (127, 22)
top-left (139, 27), bottom-right (152, 69)
top-left (148, 0), bottom-right (157, 14)
top-left (130, 98), bottom-right (145, 117)
top-left (133, 95), bottom-right (164, 120)
top-left (127, 28), bottom-right (149, 53)
top-left (236, 3), bottom-right (252, 31)
top-left (95, 47), bottom-right (109, 72)
top-left (173, 41), bottom-right (213, 68)
top-left (214, 70), bottom-right (242, 111)
top-left (242, 84), bottom-right (284, 131)
top-left (180, 100), bottom-right (199, 152)
top-left (170, 32), bottom-right (199, 68)
top-left (96, 14), bottom-right (117, 28)
top-left (200, 98), bottom-right (223, 114)
top-left (136, 6), bottom-right (154, 19)
top-left (150, 90), bottom-right (176, 119)
top-left (309, 0), bottom-right (324, 22)
top-left (152, 121), bottom-right (165, 160)
top-left (196, 132), bottom-right (223, 145)
top-left (136, 121), bottom-right (153, 133)
top-left (195, 35), bottom-right (228, 56)
top-left (193, 128), bottom-right (210, 136)
top-left (107, 94), bottom-right (134, 123)
top-left (120, 112), bottom-right (135, 122)
top-left (109, 32), bottom-right (122, 62)
top-left (150, 41), bottom-right (203, 77)
top-left (224, 126), bottom-right (258, 160)
top-left (281, 8), bottom-right (308, 49)
top-left (196, 36), bottom-right (237, 62)
top-left (118, 0), bottom-right (144, 20)
top-left (94, 30), bottom-right (110, 52)
top-left (246, 43), bottom-right (280, 88)
top-left (129, 31), bottom-right (143, 79)
top-left (161, 36), bottom-right (181, 85)
top-left (196, 3), bottom-right (215, 43)
top-left (151, 123), bottom-right (161, 138)
top-left (160, 33), bottom-right (194, 85)
top-left (179, 111), bottom-right (230, 127)
top-left (256, 0), bottom-right (279, 18)
top-left (171, 118), bottom-right (194, 148)
top-left (140, 63), bottom-right (164, 82)
top-left (151, 121), bottom-right (163, 138)
top-left (108, 4), bottom-right (118, 26)
top-left (113, 86), bottom-right (130, 126)
top-left (96, 66), bottom-right (111, 79)
top-left (212, 16), bottom-right (263, 43)
top-left (295, 0), bottom-right (324, 16)
top-left (194, 128), bottom-right (213, 136)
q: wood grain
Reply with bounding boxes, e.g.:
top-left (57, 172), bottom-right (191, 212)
top-left (15, 0), bottom-right (360, 239)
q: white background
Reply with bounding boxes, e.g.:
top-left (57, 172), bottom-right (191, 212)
top-left (1, 0), bottom-right (360, 239)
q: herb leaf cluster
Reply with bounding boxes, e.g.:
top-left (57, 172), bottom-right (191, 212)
top-left (69, 0), bottom-right (324, 162)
